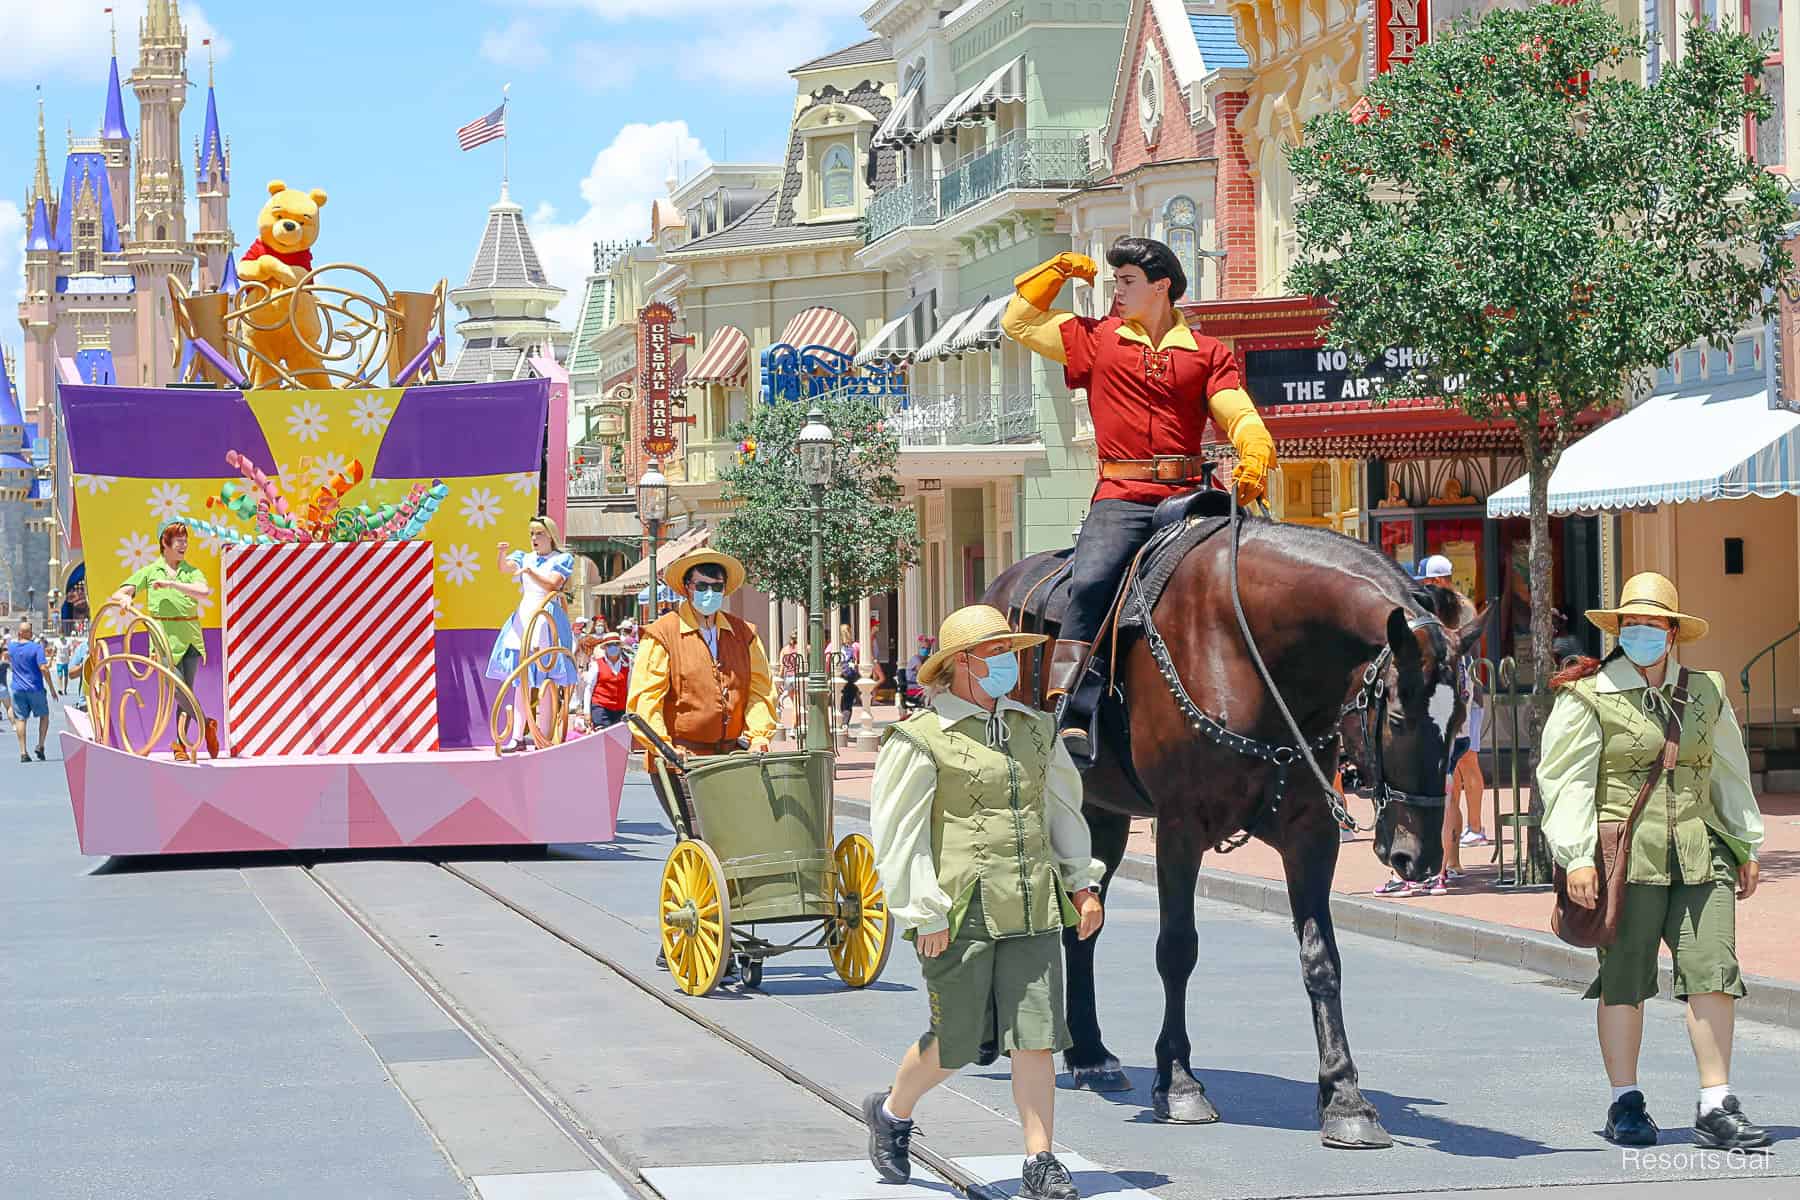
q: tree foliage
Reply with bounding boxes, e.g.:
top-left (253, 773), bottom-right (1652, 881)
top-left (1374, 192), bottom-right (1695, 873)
top-left (715, 391), bottom-right (921, 611)
top-left (1289, 1), bottom-right (1789, 686)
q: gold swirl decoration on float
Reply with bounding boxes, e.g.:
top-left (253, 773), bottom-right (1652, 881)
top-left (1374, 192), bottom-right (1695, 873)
top-left (168, 267), bottom-right (447, 390)
top-left (85, 600), bottom-right (205, 759)
top-left (487, 595), bottom-right (580, 756)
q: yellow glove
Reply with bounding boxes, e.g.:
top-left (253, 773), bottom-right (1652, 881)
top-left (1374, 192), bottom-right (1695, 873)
top-left (1012, 252), bottom-right (1099, 310)
top-left (1232, 429), bottom-right (1277, 508)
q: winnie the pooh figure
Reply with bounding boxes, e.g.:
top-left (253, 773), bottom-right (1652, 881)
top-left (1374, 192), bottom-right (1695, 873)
top-left (238, 180), bottom-right (330, 388)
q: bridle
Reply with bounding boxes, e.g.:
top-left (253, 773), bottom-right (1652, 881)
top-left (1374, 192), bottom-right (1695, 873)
top-left (1340, 613), bottom-right (1452, 825)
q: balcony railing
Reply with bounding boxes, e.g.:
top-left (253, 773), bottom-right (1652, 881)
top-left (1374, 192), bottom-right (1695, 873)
top-left (866, 130), bottom-right (1091, 245)
top-left (881, 392), bottom-right (1041, 448)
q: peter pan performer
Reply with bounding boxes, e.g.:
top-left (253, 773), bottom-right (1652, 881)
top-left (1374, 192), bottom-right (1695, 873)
top-left (1001, 239), bottom-right (1277, 764)
top-left (107, 520), bottom-right (215, 761)
top-left (863, 604), bottom-right (1104, 1200)
top-left (488, 515), bottom-right (581, 752)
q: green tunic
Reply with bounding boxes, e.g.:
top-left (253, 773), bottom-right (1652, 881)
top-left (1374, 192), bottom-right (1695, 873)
top-left (124, 559), bottom-right (208, 663)
top-left (882, 705), bottom-right (1081, 941)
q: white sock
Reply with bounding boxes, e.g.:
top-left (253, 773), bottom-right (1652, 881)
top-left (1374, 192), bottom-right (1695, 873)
top-left (1612, 1083), bottom-right (1640, 1103)
top-left (1699, 1083), bottom-right (1730, 1113)
top-left (881, 1099), bottom-right (907, 1123)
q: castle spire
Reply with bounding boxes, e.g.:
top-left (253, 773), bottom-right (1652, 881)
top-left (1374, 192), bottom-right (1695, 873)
top-left (102, 52), bottom-right (130, 140)
top-left (29, 88), bottom-right (51, 210)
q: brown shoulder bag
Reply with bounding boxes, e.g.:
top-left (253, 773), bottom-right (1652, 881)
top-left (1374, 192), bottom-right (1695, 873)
top-left (1550, 667), bottom-right (1689, 949)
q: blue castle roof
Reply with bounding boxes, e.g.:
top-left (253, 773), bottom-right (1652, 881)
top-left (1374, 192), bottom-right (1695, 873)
top-left (198, 84), bottom-right (227, 183)
top-left (1189, 13), bottom-right (1250, 71)
top-left (102, 55), bottom-right (130, 140)
top-left (53, 152), bottom-right (122, 254)
top-left (220, 252), bottom-right (240, 292)
top-left (0, 347), bottom-right (22, 426)
top-left (26, 197), bottom-right (53, 251)
top-left (74, 348), bottom-right (116, 385)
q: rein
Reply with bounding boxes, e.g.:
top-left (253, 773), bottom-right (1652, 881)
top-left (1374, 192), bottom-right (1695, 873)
top-left (1132, 485), bottom-right (1445, 852)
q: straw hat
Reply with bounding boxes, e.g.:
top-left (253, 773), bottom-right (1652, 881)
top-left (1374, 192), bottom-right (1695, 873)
top-left (661, 548), bottom-right (747, 596)
top-left (915, 604), bottom-right (1050, 686)
top-left (1585, 572), bottom-right (1709, 643)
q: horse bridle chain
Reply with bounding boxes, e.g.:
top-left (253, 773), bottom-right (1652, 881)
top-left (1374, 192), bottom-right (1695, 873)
top-left (1132, 574), bottom-right (1446, 854)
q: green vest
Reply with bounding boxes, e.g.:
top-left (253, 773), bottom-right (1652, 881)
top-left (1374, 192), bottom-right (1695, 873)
top-left (884, 704), bottom-right (1079, 940)
top-left (1567, 669), bottom-right (1735, 886)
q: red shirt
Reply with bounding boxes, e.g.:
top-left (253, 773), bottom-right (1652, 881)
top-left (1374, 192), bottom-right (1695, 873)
top-left (1059, 316), bottom-right (1244, 504)
top-left (589, 655), bottom-right (630, 710)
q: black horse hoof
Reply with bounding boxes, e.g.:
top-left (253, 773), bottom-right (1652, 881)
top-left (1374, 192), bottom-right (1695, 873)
top-left (1320, 1112), bottom-right (1393, 1149)
top-left (1064, 1058), bottom-right (1132, 1093)
top-left (1152, 1077), bottom-right (1220, 1124)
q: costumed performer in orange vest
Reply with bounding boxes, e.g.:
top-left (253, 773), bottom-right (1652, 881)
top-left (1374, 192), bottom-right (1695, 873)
top-left (1001, 237), bottom-right (1278, 765)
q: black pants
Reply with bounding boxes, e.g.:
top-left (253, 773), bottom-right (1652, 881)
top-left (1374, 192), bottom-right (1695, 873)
top-left (1062, 499), bottom-right (1159, 645)
top-left (175, 645), bottom-right (205, 738)
top-left (590, 705), bottom-right (625, 729)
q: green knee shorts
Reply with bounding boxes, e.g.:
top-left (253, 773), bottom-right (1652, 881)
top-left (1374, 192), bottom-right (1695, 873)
top-left (1587, 836), bottom-right (1745, 1007)
top-left (918, 895), bottom-right (1069, 1070)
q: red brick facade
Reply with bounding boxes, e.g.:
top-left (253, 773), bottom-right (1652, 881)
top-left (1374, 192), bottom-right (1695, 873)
top-left (1111, 11), bottom-right (1204, 174)
top-left (1213, 91), bottom-right (1257, 298)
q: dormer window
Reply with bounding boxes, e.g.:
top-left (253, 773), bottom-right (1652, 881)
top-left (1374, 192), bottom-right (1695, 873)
top-left (820, 144), bottom-right (854, 210)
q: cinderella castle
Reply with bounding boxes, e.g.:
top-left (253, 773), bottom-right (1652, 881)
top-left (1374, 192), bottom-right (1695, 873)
top-left (14, 0), bottom-right (233, 435)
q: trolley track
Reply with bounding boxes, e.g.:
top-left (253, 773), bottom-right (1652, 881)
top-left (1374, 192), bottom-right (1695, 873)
top-left (304, 857), bottom-right (1003, 1200)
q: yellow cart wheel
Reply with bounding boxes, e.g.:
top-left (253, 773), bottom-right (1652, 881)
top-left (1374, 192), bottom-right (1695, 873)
top-left (829, 832), bottom-right (893, 988)
top-left (660, 840), bottom-right (731, 996)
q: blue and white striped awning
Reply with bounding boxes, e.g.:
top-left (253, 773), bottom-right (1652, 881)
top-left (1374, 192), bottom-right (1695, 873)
top-left (1487, 377), bottom-right (1800, 517)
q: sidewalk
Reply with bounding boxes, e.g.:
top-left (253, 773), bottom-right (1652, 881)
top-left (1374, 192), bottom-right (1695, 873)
top-left (808, 704), bottom-right (1800, 1001)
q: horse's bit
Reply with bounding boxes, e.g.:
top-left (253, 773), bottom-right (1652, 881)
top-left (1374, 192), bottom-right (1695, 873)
top-left (1341, 622), bottom-right (1452, 829)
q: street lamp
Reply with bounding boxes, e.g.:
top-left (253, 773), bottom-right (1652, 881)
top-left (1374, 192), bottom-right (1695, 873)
top-left (637, 463), bottom-right (669, 626)
top-left (796, 407), bottom-right (834, 754)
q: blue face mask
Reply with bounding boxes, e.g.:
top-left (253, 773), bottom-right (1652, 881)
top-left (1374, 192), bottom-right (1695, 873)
top-left (1618, 625), bottom-right (1670, 668)
top-left (974, 650), bottom-right (1019, 699)
top-left (603, 646), bottom-right (621, 660)
top-left (690, 588), bottom-right (725, 617)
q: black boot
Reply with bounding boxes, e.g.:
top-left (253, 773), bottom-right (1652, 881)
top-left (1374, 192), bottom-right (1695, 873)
top-left (1694, 1095), bottom-right (1770, 1150)
top-left (1604, 1090), bottom-right (1658, 1147)
top-left (1020, 1151), bottom-right (1080, 1200)
top-left (1048, 640), bottom-right (1100, 766)
top-left (862, 1090), bottom-right (917, 1184)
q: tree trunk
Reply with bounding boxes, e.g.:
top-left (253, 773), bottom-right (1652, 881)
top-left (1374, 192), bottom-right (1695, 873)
top-left (1519, 427), bottom-right (1557, 885)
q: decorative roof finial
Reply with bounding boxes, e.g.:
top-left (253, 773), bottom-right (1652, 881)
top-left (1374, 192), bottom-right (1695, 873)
top-left (108, 6), bottom-right (117, 56)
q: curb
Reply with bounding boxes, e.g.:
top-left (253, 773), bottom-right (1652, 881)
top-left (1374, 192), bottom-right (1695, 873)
top-left (833, 796), bottom-right (1800, 1032)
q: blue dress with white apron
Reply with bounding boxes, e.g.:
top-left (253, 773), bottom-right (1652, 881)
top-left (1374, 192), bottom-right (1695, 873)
top-left (485, 550), bottom-right (580, 687)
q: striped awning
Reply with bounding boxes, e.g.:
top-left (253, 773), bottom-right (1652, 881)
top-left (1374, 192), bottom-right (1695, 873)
top-left (688, 326), bottom-right (749, 385)
top-left (854, 291), bottom-right (935, 366)
top-left (915, 304), bottom-right (978, 362)
top-left (777, 306), bottom-right (859, 357)
top-left (949, 294), bottom-right (1012, 354)
top-left (873, 74), bottom-right (928, 148)
top-left (915, 55), bottom-right (1027, 142)
top-left (1487, 377), bottom-right (1800, 517)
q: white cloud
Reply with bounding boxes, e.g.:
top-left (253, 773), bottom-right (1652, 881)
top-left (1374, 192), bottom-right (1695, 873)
top-left (677, 14), bottom-right (847, 88)
top-left (480, 20), bottom-right (549, 69)
top-left (0, 204), bottom-right (21, 308)
top-left (0, 0), bottom-right (230, 82)
top-left (526, 120), bottom-right (711, 324)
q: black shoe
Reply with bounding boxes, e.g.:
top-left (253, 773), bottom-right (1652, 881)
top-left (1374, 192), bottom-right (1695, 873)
top-left (18, 753), bottom-right (28, 764)
top-left (1604, 1091), bottom-right (1659, 1147)
top-left (653, 949), bottom-right (667, 971)
top-left (1694, 1095), bottom-right (1770, 1150)
top-left (1020, 1150), bottom-right (1079, 1200)
top-left (862, 1090), bottom-right (916, 1184)
top-left (34, 747), bottom-right (45, 761)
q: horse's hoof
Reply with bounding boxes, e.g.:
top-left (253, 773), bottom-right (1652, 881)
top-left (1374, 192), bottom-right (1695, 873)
top-left (1152, 1082), bottom-right (1220, 1124)
top-left (1064, 1059), bottom-right (1132, 1093)
top-left (1320, 1112), bottom-right (1393, 1149)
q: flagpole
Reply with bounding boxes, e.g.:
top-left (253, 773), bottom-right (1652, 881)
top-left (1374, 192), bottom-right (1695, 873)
top-left (501, 83), bottom-right (511, 200)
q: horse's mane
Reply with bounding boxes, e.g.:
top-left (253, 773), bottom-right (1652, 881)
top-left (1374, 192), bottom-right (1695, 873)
top-left (1250, 519), bottom-right (1440, 619)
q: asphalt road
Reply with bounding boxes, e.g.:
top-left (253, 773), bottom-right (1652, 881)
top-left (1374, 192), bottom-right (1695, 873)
top-left (6, 716), bottom-right (1797, 1200)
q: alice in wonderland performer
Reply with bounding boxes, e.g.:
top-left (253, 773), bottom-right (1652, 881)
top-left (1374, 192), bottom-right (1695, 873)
top-left (488, 515), bottom-right (580, 752)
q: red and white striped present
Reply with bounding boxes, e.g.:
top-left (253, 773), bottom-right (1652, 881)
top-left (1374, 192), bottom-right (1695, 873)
top-left (223, 540), bottom-right (440, 756)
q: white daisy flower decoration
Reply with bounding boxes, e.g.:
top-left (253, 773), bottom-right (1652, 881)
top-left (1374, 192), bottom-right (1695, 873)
top-left (457, 486), bottom-right (503, 529)
top-left (439, 543), bottom-right (481, 586)
top-left (313, 452), bottom-right (350, 486)
top-left (115, 531), bottom-right (157, 572)
top-left (285, 399), bottom-right (328, 444)
top-left (146, 481), bottom-right (191, 524)
top-left (507, 470), bottom-right (537, 495)
top-left (77, 474), bottom-right (117, 495)
top-left (348, 393), bottom-right (393, 436)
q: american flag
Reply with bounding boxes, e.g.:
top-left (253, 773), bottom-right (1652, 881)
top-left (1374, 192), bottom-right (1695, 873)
top-left (457, 104), bottom-right (507, 151)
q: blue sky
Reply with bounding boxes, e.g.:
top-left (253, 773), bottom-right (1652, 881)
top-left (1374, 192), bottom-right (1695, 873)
top-left (0, 0), bottom-right (874, 349)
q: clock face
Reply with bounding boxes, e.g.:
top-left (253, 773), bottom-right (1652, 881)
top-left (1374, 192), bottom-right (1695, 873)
top-left (1139, 66), bottom-right (1159, 122)
top-left (1167, 196), bottom-right (1196, 225)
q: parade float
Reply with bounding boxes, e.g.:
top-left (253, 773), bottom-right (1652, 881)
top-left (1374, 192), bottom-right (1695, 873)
top-left (59, 181), bottom-right (628, 856)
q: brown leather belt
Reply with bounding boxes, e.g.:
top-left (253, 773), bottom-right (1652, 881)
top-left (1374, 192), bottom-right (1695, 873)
top-left (1099, 455), bottom-right (1208, 483)
top-left (675, 737), bottom-right (743, 756)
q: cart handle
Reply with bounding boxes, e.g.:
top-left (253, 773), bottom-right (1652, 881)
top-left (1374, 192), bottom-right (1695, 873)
top-left (624, 712), bottom-right (687, 772)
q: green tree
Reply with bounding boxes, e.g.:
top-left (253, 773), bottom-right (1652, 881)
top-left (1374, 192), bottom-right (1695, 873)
top-left (715, 390), bottom-right (921, 618)
top-left (1288, 3), bottom-right (1790, 880)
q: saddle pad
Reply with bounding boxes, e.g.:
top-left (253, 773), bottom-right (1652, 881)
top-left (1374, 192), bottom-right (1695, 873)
top-left (1117, 515), bottom-right (1233, 632)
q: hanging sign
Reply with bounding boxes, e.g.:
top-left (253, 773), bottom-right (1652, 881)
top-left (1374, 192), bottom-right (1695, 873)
top-left (1243, 345), bottom-right (1468, 408)
top-left (1369, 0), bottom-right (1430, 77)
top-left (639, 302), bottom-right (678, 458)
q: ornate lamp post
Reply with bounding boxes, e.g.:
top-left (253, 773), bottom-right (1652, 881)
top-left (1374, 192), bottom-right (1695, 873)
top-left (796, 407), bottom-right (834, 754)
top-left (636, 464), bottom-right (668, 626)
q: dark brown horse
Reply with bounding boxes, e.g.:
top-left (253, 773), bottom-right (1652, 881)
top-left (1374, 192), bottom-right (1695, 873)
top-left (986, 515), bottom-right (1478, 1148)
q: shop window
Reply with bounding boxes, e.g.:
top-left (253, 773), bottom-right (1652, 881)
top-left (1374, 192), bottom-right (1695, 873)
top-left (1747, 0), bottom-right (1784, 166)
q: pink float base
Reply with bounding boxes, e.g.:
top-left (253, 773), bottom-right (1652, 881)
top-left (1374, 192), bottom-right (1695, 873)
top-left (60, 708), bottom-right (631, 857)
